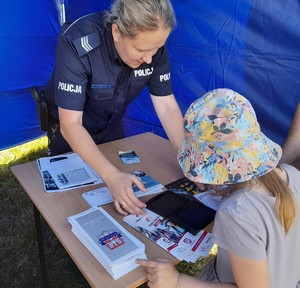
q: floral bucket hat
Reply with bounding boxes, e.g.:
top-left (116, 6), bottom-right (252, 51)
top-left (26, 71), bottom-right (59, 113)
top-left (177, 88), bottom-right (282, 185)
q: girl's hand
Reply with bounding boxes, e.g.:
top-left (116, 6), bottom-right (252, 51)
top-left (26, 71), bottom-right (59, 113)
top-left (136, 258), bottom-right (179, 288)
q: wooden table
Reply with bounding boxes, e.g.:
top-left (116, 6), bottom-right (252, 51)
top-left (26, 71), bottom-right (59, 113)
top-left (11, 132), bottom-right (185, 288)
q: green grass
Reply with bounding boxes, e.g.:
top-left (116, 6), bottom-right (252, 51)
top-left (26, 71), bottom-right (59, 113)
top-left (0, 137), bottom-right (90, 288)
top-left (0, 137), bottom-right (216, 288)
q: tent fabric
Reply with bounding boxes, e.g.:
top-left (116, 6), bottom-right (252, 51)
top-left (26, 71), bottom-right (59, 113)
top-left (1, 0), bottom-right (299, 150)
top-left (126, 0), bottom-right (300, 145)
top-left (0, 0), bottom-right (62, 149)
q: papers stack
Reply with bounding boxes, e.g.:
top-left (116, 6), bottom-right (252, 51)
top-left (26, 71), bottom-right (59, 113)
top-left (37, 152), bottom-right (103, 192)
top-left (68, 207), bottom-right (147, 279)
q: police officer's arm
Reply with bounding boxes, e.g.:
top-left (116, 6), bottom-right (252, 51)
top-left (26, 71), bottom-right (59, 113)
top-left (280, 102), bottom-right (300, 165)
top-left (150, 93), bottom-right (184, 150)
top-left (58, 107), bottom-right (146, 215)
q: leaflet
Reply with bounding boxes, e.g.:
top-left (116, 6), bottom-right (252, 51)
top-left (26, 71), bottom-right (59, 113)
top-left (123, 208), bottom-right (213, 263)
top-left (37, 152), bottom-right (103, 193)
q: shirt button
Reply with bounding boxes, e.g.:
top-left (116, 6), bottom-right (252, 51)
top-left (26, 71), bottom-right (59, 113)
top-left (115, 110), bottom-right (118, 113)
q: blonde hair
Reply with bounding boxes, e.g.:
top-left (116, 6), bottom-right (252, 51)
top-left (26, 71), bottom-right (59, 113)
top-left (230, 168), bottom-right (297, 234)
top-left (104, 0), bottom-right (176, 37)
top-left (229, 168), bottom-right (297, 234)
top-left (258, 169), bottom-right (297, 234)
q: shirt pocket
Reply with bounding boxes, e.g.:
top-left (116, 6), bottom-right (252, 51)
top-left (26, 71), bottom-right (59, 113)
top-left (90, 84), bottom-right (114, 101)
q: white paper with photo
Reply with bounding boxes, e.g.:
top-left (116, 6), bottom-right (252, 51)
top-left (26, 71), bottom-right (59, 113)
top-left (174, 230), bottom-right (213, 262)
top-left (123, 208), bottom-right (214, 262)
top-left (37, 152), bottom-right (103, 192)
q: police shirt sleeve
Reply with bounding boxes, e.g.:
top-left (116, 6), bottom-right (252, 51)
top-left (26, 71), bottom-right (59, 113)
top-left (54, 34), bottom-right (89, 111)
top-left (147, 46), bottom-right (173, 97)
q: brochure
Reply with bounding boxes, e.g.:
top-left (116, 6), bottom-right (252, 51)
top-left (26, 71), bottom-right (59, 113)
top-left (68, 207), bottom-right (147, 280)
top-left (123, 208), bottom-right (214, 263)
top-left (118, 150), bottom-right (141, 164)
top-left (37, 152), bottom-right (103, 193)
top-left (82, 170), bottom-right (164, 206)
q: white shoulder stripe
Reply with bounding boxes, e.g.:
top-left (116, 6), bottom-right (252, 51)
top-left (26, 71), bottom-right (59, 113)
top-left (81, 36), bottom-right (93, 52)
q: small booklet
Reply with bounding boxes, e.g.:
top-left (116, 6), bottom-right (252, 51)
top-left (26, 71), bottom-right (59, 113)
top-left (68, 207), bottom-right (147, 280)
top-left (118, 150), bottom-right (141, 164)
top-left (123, 208), bottom-right (214, 263)
top-left (37, 152), bottom-right (103, 193)
top-left (82, 170), bottom-right (164, 207)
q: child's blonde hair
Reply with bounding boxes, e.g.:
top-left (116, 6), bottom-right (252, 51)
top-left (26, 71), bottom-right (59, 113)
top-left (259, 169), bottom-right (296, 233)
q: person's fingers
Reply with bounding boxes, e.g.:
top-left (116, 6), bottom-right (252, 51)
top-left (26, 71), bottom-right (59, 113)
top-left (137, 258), bottom-right (179, 288)
top-left (153, 258), bottom-right (170, 263)
top-left (136, 258), bottom-right (170, 267)
top-left (136, 258), bottom-right (156, 268)
top-left (114, 192), bottom-right (146, 215)
top-left (126, 193), bottom-right (146, 211)
top-left (113, 200), bottom-right (128, 216)
top-left (109, 173), bottom-right (147, 215)
top-left (131, 175), bottom-right (147, 192)
top-left (122, 199), bottom-right (144, 215)
top-left (123, 179), bottom-right (146, 214)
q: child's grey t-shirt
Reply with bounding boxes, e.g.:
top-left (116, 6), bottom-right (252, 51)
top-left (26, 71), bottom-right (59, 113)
top-left (212, 164), bottom-right (300, 288)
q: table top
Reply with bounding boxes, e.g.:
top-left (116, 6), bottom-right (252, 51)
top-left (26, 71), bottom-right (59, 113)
top-left (11, 132), bottom-right (186, 288)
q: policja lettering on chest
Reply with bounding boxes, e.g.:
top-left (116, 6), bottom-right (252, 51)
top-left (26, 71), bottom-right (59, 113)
top-left (134, 67), bottom-right (154, 77)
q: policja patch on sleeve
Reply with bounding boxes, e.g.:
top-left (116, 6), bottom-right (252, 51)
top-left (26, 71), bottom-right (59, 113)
top-left (72, 33), bottom-right (100, 57)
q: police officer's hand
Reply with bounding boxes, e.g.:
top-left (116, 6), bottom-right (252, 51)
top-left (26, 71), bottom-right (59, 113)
top-left (104, 169), bottom-right (147, 215)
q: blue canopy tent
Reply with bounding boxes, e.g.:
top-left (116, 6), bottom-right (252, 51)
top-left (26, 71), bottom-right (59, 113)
top-left (1, 0), bottom-right (299, 151)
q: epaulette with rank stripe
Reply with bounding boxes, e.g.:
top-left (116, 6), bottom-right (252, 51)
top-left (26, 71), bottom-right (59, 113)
top-left (72, 33), bottom-right (100, 57)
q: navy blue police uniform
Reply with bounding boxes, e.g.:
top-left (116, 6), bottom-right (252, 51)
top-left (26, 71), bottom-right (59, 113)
top-left (45, 12), bottom-right (173, 155)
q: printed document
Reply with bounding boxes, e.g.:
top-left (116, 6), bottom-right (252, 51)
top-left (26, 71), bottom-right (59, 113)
top-left (37, 152), bottom-right (103, 192)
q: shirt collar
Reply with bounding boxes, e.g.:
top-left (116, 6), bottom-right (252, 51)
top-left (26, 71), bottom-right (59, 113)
top-left (105, 23), bottom-right (123, 65)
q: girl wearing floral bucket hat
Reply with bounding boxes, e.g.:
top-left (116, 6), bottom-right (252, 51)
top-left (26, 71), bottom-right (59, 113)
top-left (137, 88), bottom-right (300, 288)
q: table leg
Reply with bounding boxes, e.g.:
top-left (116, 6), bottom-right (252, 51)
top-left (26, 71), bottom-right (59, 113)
top-left (33, 204), bottom-right (49, 288)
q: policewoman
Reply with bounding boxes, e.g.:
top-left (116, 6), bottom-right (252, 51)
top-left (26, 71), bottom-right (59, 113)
top-left (45, 0), bottom-right (184, 215)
